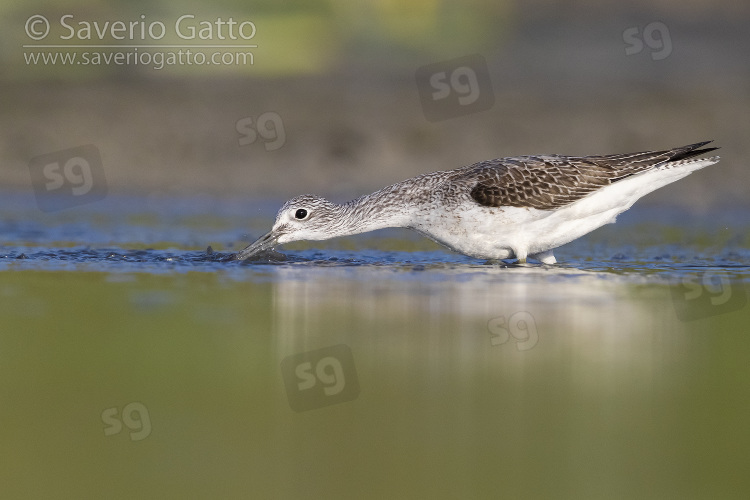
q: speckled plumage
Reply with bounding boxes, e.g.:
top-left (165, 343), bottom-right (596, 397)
top-left (236, 142), bottom-right (720, 263)
top-left (465, 142), bottom-right (717, 210)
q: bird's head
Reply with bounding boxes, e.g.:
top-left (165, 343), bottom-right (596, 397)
top-left (235, 194), bottom-right (342, 260)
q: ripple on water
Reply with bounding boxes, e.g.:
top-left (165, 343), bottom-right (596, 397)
top-left (0, 195), bottom-right (748, 282)
top-left (0, 245), bottom-right (748, 284)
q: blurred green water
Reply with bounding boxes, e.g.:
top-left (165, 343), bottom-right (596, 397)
top-left (1, 268), bottom-right (748, 499)
top-left (3, 0), bottom-right (749, 495)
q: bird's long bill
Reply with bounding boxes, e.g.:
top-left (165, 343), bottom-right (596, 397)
top-left (234, 230), bottom-right (279, 261)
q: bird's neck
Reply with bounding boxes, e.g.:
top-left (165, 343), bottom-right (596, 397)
top-left (336, 185), bottom-right (415, 236)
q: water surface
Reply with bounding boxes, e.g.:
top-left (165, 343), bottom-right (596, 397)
top-left (1, 194), bottom-right (749, 498)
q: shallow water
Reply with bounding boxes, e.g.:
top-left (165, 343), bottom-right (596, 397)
top-left (1, 193), bottom-right (749, 498)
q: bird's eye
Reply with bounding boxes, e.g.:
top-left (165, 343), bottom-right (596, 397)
top-left (294, 208), bottom-right (308, 220)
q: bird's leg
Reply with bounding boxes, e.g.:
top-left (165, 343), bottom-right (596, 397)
top-left (529, 250), bottom-right (557, 264)
top-left (514, 248), bottom-right (528, 264)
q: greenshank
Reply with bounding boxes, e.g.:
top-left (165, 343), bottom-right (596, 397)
top-left (236, 141), bottom-right (720, 263)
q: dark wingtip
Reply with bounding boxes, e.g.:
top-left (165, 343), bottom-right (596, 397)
top-left (671, 141), bottom-right (720, 162)
top-left (686, 140), bottom-right (713, 149)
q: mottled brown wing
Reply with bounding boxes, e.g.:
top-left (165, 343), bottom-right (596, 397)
top-left (466, 141), bottom-right (717, 210)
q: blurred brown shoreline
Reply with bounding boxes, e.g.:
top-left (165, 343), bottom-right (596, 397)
top-left (2, 75), bottom-right (746, 207)
top-left (2, 1), bottom-right (749, 208)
